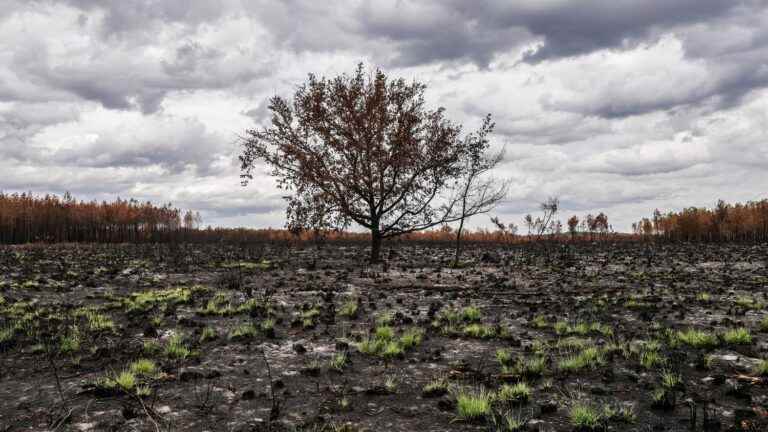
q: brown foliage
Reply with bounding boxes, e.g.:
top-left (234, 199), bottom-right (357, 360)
top-left (0, 192), bottom-right (184, 243)
top-left (240, 64), bottom-right (499, 261)
top-left (635, 199), bottom-right (768, 242)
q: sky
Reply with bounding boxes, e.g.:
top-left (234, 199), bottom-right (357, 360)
top-left (1, 0), bottom-right (767, 232)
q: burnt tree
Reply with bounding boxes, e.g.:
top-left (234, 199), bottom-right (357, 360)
top-left (240, 64), bottom-right (491, 262)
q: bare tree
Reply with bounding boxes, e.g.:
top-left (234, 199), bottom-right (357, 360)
top-left (450, 116), bottom-right (508, 266)
top-left (567, 215), bottom-right (579, 240)
top-left (525, 197), bottom-right (559, 241)
top-left (239, 64), bottom-right (491, 262)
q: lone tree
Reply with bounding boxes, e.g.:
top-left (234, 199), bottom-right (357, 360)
top-left (240, 64), bottom-right (497, 262)
top-left (449, 115), bottom-right (508, 267)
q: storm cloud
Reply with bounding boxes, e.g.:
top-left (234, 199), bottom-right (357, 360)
top-left (1, 0), bottom-right (767, 230)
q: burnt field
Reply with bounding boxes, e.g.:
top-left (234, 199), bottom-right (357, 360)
top-left (1, 242), bottom-right (768, 432)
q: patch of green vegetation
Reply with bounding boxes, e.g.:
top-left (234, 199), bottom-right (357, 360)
top-left (558, 346), bottom-right (605, 372)
top-left (640, 350), bottom-right (666, 370)
top-left (555, 336), bottom-right (591, 351)
top-left (661, 370), bottom-right (681, 389)
top-left (356, 326), bottom-right (422, 359)
top-left (58, 326), bottom-right (81, 354)
top-left (113, 370), bottom-right (137, 391)
top-left (496, 348), bottom-right (513, 366)
top-left (455, 387), bottom-right (493, 422)
top-left (143, 340), bottom-right (162, 355)
top-left (329, 351), bottom-right (348, 371)
top-left (229, 323), bottom-right (258, 340)
top-left (0, 326), bottom-right (14, 346)
top-left (734, 296), bottom-right (764, 310)
top-left (461, 306), bottom-right (482, 322)
top-left (356, 337), bottom-right (386, 355)
top-left (221, 259), bottom-right (273, 270)
top-left (677, 328), bottom-right (719, 349)
top-left (165, 334), bottom-right (191, 360)
top-left (496, 382), bottom-right (531, 404)
top-left (129, 358), bottom-right (158, 377)
top-left (338, 299), bottom-right (359, 319)
top-left (399, 328), bottom-right (423, 349)
top-left (123, 287), bottom-right (194, 313)
top-left (624, 295), bottom-right (651, 310)
top-left (381, 340), bottom-right (405, 359)
top-left (300, 307), bottom-right (321, 328)
top-left (494, 412), bottom-right (527, 431)
top-left (199, 327), bottom-right (217, 343)
top-left (423, 375), bottom-right (449, 396)
top-left (199, 292), bottom-right (236, 316)
top-left (760, 316), bottom-right (768, 332)
top-left (84, 311), bottom-right (115, 332)
top-left (754, 359), bottom-right (768, 376)
top-left (556, 321), bottom-right (613, 337)
top-left (530, 315), bottom-right (548, 329)
top-left (696, 292), bottom-right (711, 302)
top-left (374, 325), bottom-right (395, 340)
top-left (722, 327), bottom-right (752, 345)
top-left (570, 404), bottom-right (605, 431)
top-left (463, 323), bottom-right (495, 339)
top-left (650, 387), bottom-right (676, 409)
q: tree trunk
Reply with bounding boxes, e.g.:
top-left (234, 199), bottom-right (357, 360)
top-left (370, 231), bottom-right (383, 263)
top-left (453, 217), bottom-right (465, 267)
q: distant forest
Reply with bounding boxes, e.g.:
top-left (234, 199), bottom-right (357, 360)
top-left (634, 199), bottom-right (768, 242)
top-left (0, 192), bottom-right (766, 244)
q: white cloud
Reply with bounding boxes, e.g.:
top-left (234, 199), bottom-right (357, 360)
top-left (1, 0), bottom-right (767, 232)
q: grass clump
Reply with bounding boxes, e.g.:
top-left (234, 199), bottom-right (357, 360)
top-left (455, 387), bottom-right (493, 422)
top-left (492, 411), bottom-right (527, 431)
top-left (734, 296), bottom-right (763, 310)
top-left (496, 382), bottom-right (531, 404)
top-left (356, 337), bottom-right (386, 355)
top-left (461, 306), bottom-right (482, 322)
top-left (754, 359), bottom-right (768, 376)
top-left (329, 352), bottom-right (348, 371)
top-left (530, 315), bottom-right (548, 329)
top-left (661, 370), bottom-right (682, 389)
top-left (559, 347), bottom-right (605, 372)
top-left (496, 348), bottom-right (513, 366)
top-left (112, 370), bottom-right (137, 391)
top-left (677, 328), bottom-right (719, 349)
top-left (422, 375), bottom-right (449, 397)
top-left (199, 327), bottom-right (217, 343)
top-left (165, 334), bottom-right (191, 360)
top-left (229, 323), bottom-right (258, 340)
top-left (760, 316), bottom-right (768, 332)
top-left (124, 287), bottom-right (192, 313)
top-left (374, 325), bottom-right (395, 340)
top-left (356, 326), bottom-right (422, 359)
top-left (399, 328), bottom-right (423, 349)
top-left (463, 323), bottom-right (495, 339)
top-left (640, 350), bottom-right (666, 370)
top-left (722, 327), bottom-right (752, 345)
top-left (59, 326), bottom-right (81, 354)
top-left (570, 404), bottom-right (605, 431)
top-left (129, 359), bottom-right (158, 377)
top-left (338, 299), bottom-right (359, 319)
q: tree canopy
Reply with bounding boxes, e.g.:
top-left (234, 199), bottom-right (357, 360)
top-left (240, 64), bottom-right (500, 261)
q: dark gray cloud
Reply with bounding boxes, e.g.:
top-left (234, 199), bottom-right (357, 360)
top-left (1, 0), bottom-right (767, 230)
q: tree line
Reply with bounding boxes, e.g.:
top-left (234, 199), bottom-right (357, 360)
top-left (633, 199), bottom-right (768, 242)
top-left (0, 192), bottom-right (201, 244)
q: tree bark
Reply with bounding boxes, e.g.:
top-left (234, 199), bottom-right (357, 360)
top-left (370, 232), bottom-right (383, 263)
top-left (453, 217), bottom-right (465, 267)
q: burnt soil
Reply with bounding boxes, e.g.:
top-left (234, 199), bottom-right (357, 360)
top-left (1, 241), bottom-right (768, 431)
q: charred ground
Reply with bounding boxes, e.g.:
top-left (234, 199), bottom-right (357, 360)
top-left (1, 241), bottom-right (767, 431)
